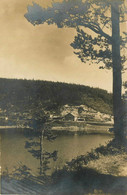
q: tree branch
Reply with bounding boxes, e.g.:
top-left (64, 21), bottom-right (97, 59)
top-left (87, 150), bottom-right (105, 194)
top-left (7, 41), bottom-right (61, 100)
top-left (81, 21), bottom-right (112, 41)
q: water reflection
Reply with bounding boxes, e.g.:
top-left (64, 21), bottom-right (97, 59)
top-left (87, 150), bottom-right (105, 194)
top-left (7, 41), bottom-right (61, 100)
top-left (1, 129), bottom-right (113, 177)
top-left (24, 130), bottom-right (57, 175)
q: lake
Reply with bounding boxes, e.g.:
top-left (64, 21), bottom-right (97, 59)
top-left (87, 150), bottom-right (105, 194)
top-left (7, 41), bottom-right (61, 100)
top-left (0, 129), bottom-right (113, 177)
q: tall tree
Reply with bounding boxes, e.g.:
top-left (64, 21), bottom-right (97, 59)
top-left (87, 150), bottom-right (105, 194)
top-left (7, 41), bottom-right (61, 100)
top-left (25, 0), bottom-right (127, 139)
top-left (111, 1), bottom-right (123, 138)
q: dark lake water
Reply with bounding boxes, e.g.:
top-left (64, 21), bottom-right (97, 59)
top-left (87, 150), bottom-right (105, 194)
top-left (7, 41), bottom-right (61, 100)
top-left (0, 129), bottom-right (113, 177)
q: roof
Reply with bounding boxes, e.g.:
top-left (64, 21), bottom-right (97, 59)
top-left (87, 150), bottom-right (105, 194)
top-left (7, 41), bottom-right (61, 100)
top-left (65, 113), bottom-right (74, 117)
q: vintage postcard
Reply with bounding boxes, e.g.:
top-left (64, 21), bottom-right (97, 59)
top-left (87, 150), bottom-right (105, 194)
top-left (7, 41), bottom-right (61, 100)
top-left (0, 0), bottom-right (127, 194)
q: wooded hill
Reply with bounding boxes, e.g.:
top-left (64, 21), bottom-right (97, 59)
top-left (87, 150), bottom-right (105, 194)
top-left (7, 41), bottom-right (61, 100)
top-left (0, 78), bottom-right (113, 115)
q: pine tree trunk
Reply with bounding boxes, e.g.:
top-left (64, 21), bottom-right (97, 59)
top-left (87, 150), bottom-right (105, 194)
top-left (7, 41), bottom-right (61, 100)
top-left (111, 2), bottom-right (124, 139)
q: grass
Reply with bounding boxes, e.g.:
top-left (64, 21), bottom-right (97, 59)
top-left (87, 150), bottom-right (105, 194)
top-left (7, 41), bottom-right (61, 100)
top-left (2, 138), bottom-right (127, 194)
top-left (49, 138), bottom-right (127, 194)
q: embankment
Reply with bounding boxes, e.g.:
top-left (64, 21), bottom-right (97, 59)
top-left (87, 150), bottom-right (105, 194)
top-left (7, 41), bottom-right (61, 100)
top-left (51, 121), bottom-right (113, 135)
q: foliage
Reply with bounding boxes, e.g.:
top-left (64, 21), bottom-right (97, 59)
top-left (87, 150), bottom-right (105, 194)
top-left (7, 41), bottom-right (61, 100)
top-left (0, 78), bottom-right (113, 114)
top-left (71, 27), bottom-right (112, 69)
top-left (123, 81), bottom-right (127, 89)
top-left (24, 0), bottom-right (127, 138)
top-left (63, 138), bottom-right (126, 172)
top-left (25, 0), bottom-right (127, 69)
top-left (50, 138), bottom-right (127, 194)
top-left (24, 129), bottom-right (57, 175)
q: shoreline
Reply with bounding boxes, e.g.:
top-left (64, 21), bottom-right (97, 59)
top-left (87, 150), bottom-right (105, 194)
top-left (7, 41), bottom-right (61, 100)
top-left (50, 121), bottom-right (113, 135)
top-left (0, 124), bottom-right (114, 136)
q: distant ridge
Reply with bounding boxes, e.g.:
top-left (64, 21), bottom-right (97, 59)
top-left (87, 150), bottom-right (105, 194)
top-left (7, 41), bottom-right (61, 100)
top-left (0, 78), bottom-right (112, 114)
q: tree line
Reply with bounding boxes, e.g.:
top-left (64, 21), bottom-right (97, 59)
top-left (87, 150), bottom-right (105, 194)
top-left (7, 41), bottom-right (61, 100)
top-left (0, 78), bottom-right (112, 114)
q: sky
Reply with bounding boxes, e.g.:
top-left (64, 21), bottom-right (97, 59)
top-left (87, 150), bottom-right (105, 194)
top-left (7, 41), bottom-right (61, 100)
top-left (0, 0), bottom-right (126, 93)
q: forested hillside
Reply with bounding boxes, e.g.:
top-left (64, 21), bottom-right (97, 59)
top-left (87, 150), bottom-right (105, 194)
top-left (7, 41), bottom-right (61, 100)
top-left (0, 78), bottom-right (113, 114)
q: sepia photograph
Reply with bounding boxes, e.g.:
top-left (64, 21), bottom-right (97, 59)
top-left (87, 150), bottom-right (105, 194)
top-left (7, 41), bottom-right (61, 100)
top-left (0, 0), bottom-right (127, 194)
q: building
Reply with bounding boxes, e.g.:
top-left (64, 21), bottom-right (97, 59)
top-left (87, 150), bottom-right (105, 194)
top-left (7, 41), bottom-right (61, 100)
top-left (64, 113), bottom-right (75, 121)
top-left (52, 115), bottom-right (63, 121)
top-left (77, 117), bottom-right (85, 122)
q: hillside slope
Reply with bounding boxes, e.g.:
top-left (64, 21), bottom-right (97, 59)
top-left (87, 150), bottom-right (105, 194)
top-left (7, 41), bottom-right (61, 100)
top-left (0, 78), bottom-right (113, 114)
